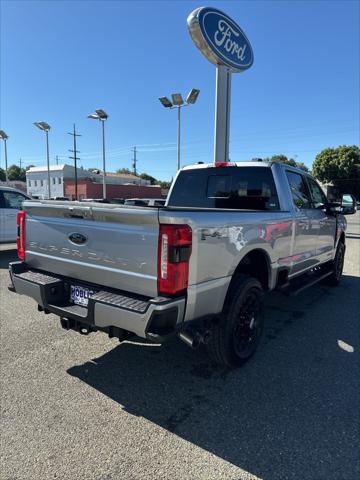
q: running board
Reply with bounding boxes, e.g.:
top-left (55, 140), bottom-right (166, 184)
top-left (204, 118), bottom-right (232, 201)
top-left (279, 268), bottom-right (333, 296)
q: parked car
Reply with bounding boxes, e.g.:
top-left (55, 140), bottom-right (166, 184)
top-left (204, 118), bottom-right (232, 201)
top-left (341, 194), bottom-right (357, 212)
top-left (124, 198), bottom-right (166, 207)
top-left (0, 187), bottom-right (30, 242)
top-left (8, 162), bottom-right (356, 367)
top-left (80, 198), bottom-right (111, 203)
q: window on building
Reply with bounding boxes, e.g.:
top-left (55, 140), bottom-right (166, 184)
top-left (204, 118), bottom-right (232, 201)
top-left (58, 177), bottom-right (61, 184)
top-left (34, 180), bottom-right (38, 187)
top-left (52, 177), bottom-right (56, 185)
top-left (28, 180), bottom-right (31, 187)
top-left (40, 180), bottom-right (43, 187)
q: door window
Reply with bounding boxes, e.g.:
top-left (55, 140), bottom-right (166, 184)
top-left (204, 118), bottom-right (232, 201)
top-left (2, 191), bottom-right (27, 209)
top-left (306, 177), bottom-right (327, 208)
top-left (286, 171), bottom-right (312, 209)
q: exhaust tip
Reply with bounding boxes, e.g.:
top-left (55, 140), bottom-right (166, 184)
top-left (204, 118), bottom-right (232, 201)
top-left (179, 330), bottom-right (204, 349)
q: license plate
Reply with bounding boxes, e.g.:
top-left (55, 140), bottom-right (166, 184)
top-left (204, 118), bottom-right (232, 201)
top-left (70, 285), bottom-right (95, 307)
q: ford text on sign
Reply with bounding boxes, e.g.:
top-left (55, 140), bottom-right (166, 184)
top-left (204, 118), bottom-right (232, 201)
top-left (187, 7), bottom-right (253, 73)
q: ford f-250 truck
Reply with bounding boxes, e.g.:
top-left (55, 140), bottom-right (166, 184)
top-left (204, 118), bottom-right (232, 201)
top-left (8, 161), bottom-right (356, 367)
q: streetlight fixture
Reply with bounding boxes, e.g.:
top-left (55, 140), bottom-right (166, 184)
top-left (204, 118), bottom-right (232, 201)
top-left (158, 88), bottom-right (200, 171)
top-left (0, 130), bottom-right (9, 184)
top-left (34, 121), bottom-right (51, 199)
top-left (87, 109), bottom-right (108, 199)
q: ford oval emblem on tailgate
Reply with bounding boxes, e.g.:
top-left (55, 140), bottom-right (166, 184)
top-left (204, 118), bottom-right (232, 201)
top-left (68, 232), bottom-right (87, 245)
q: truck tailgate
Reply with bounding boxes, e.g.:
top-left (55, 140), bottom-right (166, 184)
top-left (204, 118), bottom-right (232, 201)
top-left (23, 201), bottom-right (159, 298)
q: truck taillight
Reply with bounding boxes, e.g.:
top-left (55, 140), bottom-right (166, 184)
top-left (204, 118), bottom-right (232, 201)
top-left (16, 211), bottom-right (26, 261)
top-left (158, 224), bottom-right (192, 296)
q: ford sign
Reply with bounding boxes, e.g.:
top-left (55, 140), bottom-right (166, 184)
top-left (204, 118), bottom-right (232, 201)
top-left (187, 7), bottom-right (253, 73)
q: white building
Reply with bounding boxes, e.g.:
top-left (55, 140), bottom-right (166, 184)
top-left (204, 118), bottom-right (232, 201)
top-left (26, 164), bottom-right (150, 199)
top-left (26, 164), bottom-right (91, 199)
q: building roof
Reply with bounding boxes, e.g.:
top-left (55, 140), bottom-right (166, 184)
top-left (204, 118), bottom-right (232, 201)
top-left (27, 165), bottom-right (142, 181)
top-left (103, 172), bottom-right (141, 180)
top-left (27, 164), bottom-right (68, 172)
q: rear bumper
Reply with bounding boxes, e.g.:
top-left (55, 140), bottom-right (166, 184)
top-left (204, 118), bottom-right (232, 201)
top-left (8, 262), bottom-right (186, 341)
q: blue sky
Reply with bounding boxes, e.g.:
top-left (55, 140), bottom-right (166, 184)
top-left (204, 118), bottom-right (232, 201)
top-left (1, 0), bottom-right (359, 180)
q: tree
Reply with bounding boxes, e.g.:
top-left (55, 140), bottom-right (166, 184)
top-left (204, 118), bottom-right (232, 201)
top-left (159, 180), bottom-right (172, 190)
top-left (25, 164), bottom-right (35, 171)
top-left (116, 168), bottom-right (132, 175)
top-left (263, 154), bottom-right (309, 172)
top-left (140, 172), bottom-right (157, 185)
top-left (295, 162), bottom-right (309, 173)
top-left (7, 164), bottom-right (26, 181)
top-left (0, 167), bottom-right (6, 181)
top-left (312, 145), bottom-right (360, 183)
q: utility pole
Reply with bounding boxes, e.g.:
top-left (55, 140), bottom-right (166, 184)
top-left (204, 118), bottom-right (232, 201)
top-left (19, 157), bottom-right (22, 169)
top-left (56, 155), bottom-right (59, 165)
top-left (132, 146), bottom-right (137, 176)
top-left (68, 124), bottom-right (81, 200)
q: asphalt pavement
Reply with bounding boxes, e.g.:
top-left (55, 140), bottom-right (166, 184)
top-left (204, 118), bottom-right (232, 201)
top-left (1, 212), bottom-right (359, 480)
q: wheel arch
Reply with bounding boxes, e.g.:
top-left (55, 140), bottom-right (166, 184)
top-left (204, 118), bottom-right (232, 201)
top-left (222, 248), bottom-right (272, 309)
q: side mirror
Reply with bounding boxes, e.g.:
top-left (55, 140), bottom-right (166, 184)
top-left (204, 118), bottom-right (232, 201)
top-left (340, 194), bottom-right (356, 215)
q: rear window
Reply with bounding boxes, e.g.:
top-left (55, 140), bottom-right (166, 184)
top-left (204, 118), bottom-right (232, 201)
top-left (168, 167), bottom-right (279, 210)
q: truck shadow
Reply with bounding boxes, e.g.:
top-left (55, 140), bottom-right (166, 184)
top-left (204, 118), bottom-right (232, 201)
top-left (0, 248), bottom-right (18, 269)
top-left (68, 275), bottom-right (360, 480)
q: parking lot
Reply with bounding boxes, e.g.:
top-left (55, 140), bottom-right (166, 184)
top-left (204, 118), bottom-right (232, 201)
top-left (1, 212), bottom-right (359, 480)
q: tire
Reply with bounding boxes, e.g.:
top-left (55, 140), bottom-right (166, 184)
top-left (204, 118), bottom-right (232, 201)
top-left (207, 274), bottom-right (264, 368)
top-left (325, 241), bottom-right (345, 286)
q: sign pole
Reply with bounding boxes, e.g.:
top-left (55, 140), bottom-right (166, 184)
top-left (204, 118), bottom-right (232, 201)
top-left (188, 6), bottom-right (253, 164)
top-left (214, 65), bottom-right (231, 163)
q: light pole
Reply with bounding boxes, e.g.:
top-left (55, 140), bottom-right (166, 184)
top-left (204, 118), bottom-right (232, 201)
top-left (87, 109), bottom-right (108, 199)
top-left (0, 130), bottom-right (9, 184)
top-left (159, 88), bottom-right (200, 171)
top-left (34, 121), bottom-right (51, 199)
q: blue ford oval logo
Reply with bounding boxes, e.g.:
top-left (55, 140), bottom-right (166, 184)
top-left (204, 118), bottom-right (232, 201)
top-left (188, 7), bottom-right (253, 73)
top-left (68, 232), bottom-right (87, 245)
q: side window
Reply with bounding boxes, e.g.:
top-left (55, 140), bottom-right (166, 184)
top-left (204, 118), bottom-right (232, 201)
top-left (2, 192), bottom-right (26, 209)
top-left (286, 171), bottom-right (312, 209)
top-left (307, 177), bottom-right (327, 208)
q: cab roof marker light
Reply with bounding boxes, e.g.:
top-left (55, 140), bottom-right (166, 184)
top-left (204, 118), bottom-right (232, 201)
top-left (214, 162), bottom-right (236, 167)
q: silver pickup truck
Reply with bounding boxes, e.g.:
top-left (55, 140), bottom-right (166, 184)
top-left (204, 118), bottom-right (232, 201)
top-left (9, 161), bottom-right (356, 367)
